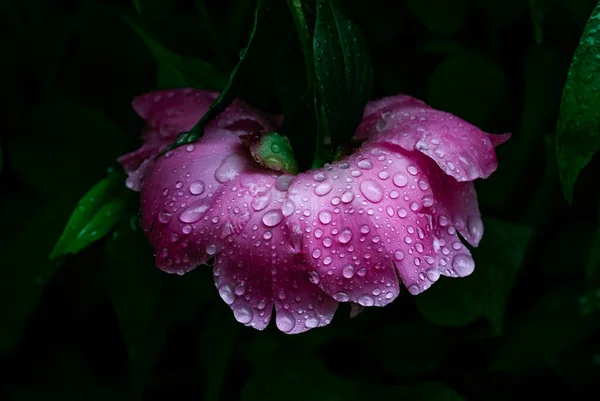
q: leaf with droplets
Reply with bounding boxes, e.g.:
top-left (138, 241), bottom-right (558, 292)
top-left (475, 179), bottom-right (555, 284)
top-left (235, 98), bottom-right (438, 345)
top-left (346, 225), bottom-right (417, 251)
top-left (313, 0), bottom-right (373, 152)
top-left (556, 0), bottom-right (600, 203)
top-left (123, 16), bottom-right (226, 90)
top-left (50, 171), bottom-right (128, 259)
top-left (414, 218), bottom-right (533, 334)
top-left (241, 131), bottom-right (299, 174)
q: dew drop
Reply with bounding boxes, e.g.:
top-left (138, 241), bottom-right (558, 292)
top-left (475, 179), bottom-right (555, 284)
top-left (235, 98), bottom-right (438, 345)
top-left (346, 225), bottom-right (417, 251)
top-left (218, 284), bottom-right (235, 305)
top-left (358, 294), bottom-right (375, 306)
top-left (318, 210), bottom-right (333, 224)
top-left (315, 182), bottom-right (333, 196)
top-left (452, 254), bottom-right (475, 276)
top-left (233, 305), bottom-right (254, 324)
top-left (407, 284), bottom-right (421, 295)
top-left (282, 199), bottom-right (296, 216)
top-left (392, 172), bottom-right (408, 187)
top-left (333, 292), bottom-right (350, 302)
top-left (189, 180), bottom-right (205, 195)
top-left (407, 165), bottom-right (418, 175)
top-left (360, 180), bottom-right (384, 203)
top-left (342, 265), bottom-right (355, 278)
top-left (357, 159), bottom-right (373, 170)
top-left (341, 191), bottom-right (355, 203)
top-left (276, 311), bottom-right (296, 333)
top-left (338, 228), bottom-right (353, 244)
top-left (262, 210), bottom-right (284, 227)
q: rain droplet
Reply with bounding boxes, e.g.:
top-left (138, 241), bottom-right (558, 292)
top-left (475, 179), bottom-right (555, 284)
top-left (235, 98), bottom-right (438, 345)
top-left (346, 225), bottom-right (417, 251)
top-left (360, 180), bottom-right (384, 203)
top-left (407, 284), bottom-right (420, 295)
top-left (313, 172), bottom-right (327, 182)
top-left (333, 292), bottom-right (350, 302)
top-left (305, 317), bottom-right (319, 328)
top-left (394, 250), bottom-right (405, 261)
top-left (179, 201), bottom-right (209, 223)
top-left (158, 211), bottom-right (172, 224)
top-left (262, 210), bottom-right (284, 227)
top-left (276, 311), bottom-right (296, 333)
top-left (357, 159), bottom-right (373, 170)
top-left (358, 294), bottom-right (375, 306)
top-left (426, 268), bottom-right (440, 282)
top-left (189, 180), bottom-right (205, 195)
top-left (360, 225), bottom-right (370, 234)
top-left (218, 284), bottom-right (235, 305)
top-left (315, 182), bottom-right (333, 196)
top-left (342, 265), bottom-right (355, 278)
top-left (282, 199), bottom-right (296, 216)
top-left (206, 244), bottom-right (217, 255)
top-left (318, 210), bottom-right (333, 224)
top-left (407, 165), bottom-right (418, 175)
top-left (393, 172), bottom-right (408, 187)
top-left (252, 191), bottom-right (271, 211)
top-left (378, 171), bottom-right (390, 180)
top-left (338, 228), bottom-right (353, 244)
top-left (452, 254), bottom-right (475, 276)
top-left (341, 191), bottom-right (354, 203)
top-left (233, 305), bottom-right (253, 324)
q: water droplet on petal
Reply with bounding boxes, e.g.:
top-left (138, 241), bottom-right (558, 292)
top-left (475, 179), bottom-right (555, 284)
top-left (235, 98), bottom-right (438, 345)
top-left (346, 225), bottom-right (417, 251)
top-left (341, 191), bottom-right (354, 203)
top-left (360, 180), bottom-right (384, 203)
top-left (179, 201), bottom-right (209, 223)
top-left (358, 294), bottom-right (375, 306)
top-left (218, 284), bottom-right (235, 305)
top-left (315, 182), bottom-right (333, 196)
top-left (394, 250), bottom-right (405, 261)
top-left (408, 284), bottom-right (421, 295)
top-left (393, 173), bottom-right (408, 187)
top-left (262, 210), bottom-right (284, 227)
top-left (233, 304), bottom-right (253, 324)
top-left (360, 224), bottom-right (370, 234)
top-left (305, 317), bottom-right (319, 328)
top-left (452, 254), bottom-right (475, 276)
top-left (282, 199), bottom-right (296, 216)
top-left (357, 159), bottom-right (373, 170)
top-left (407, 165), bottom-right (418, 175)
top-left (313, 172), bottom-right (327, 182)
top-left (318, 210), bottom-right (333, 224)
top-left (252, 191), bottom-right (271, 211)
top-left (426, 268), bottom-right (440, 282)
top-left (158, 211), bottom-right (172, 224)
top-left (342, 265), bottom-right (355, 278)
top-left (276, 311), bottom-right (296, 333)
top-left (333, 292), bottom-right (350, 302)
top-left (338, 228), bottom-right (353, 244)
top-left (189, 180), bottom-right (205, 195)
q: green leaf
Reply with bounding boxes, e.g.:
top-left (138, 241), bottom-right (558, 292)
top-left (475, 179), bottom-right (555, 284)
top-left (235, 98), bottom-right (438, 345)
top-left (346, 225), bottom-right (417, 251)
top-left (196, 305), bottom-right (241, 401)
top-left (414, 218), bottom-right (533, 334)
top-left (133, 0), bottom-right (141, 14)
top-left (313, 0), bottom-right (373, 152)
top-left (407, 0), bottom-right (467, 35)
top-left (171, 0), bottom-right (268, 147)
top-left (274, 7), bottom-right (318, 171)
top-left (50, 171), bottom-right (127, 259)
top-left (123, 16), bottom-right (226, 90)
top-left (104, 222), bottom-right (163, 362)
top-left (530, 0), bottom-right (560, 44)
top-left (492, 289), bottom-right (597, 372)
top-left (556, 0), bottom-right (600, 203)
top-left (428, 52), bottom-right (508, 128)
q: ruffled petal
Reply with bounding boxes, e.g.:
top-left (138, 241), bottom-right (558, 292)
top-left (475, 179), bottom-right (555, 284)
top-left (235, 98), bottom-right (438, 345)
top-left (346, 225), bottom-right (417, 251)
top-left (286, 144), bottom-right (477, 302)
top-left (212, 173), bottom-right (337, 333)
top-left (356, 95), bottom-right (510, 182)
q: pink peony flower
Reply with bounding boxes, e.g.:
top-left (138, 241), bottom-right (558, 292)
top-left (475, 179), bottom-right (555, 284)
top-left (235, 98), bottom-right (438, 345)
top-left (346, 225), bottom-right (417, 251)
top-left (118, 88), bottom-right (509, 334)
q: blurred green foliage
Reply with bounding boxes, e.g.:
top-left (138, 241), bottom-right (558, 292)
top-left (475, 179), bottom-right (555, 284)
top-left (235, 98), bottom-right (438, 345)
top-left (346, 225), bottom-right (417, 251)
top-left (1, 0), bottom-right (600, 400)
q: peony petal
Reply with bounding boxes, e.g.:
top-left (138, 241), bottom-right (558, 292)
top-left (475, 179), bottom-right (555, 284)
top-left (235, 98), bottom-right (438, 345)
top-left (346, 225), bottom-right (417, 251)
top-left (117, 144), bottom-right (162, 191)
top-left (356, 95), bottom-right (510, 182)
top-left (132, 88), bottom-right (218, 139)
top-left (286, 144), bottom-right (477, 301)
top-left (212, 173), bottom-right (337, 333)
top-left (139, 130), bottom-right (256, 273)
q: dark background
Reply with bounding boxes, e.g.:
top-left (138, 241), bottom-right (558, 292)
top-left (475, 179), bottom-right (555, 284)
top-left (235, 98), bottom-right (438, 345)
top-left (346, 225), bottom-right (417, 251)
top-left (1, 0), bottom-right (600, 400)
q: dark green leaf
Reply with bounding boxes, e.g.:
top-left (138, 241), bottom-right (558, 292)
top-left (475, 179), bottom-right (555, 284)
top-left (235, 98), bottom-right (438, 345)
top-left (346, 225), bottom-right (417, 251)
top-left (556, 0), bottom-right (600, 203)
top-left (104, 222), bottom-right (163, 361)
top-left (50, 172), bottom-right (127, 259)
top-left (274, 8), bottom-right (317, 171)
top-left (133, 0), bottom-right (141, 14)
top-left (123, 16), bottom-right (226, 90)
top-left (530, 0), bottom-right (560, 44)
top-left (171, 0), bottom-right (268, 147)
top-left (492, 289), bottom-right (597, 372)
top-left (407, 0), bottom-right (467, 35)
top-left (428, 52), bottom-right (508, 128)
top-left (415, 218), bottom-right (533, 334)
top-left (196, 305), bottom-right (241, 401)
top-left (313, 0), bottom-right (373, 151)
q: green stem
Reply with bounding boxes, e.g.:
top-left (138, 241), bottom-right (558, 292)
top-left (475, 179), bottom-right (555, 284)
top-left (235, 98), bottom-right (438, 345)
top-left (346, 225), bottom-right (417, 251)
top-left (286, 0), bottom-right (315, 88)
